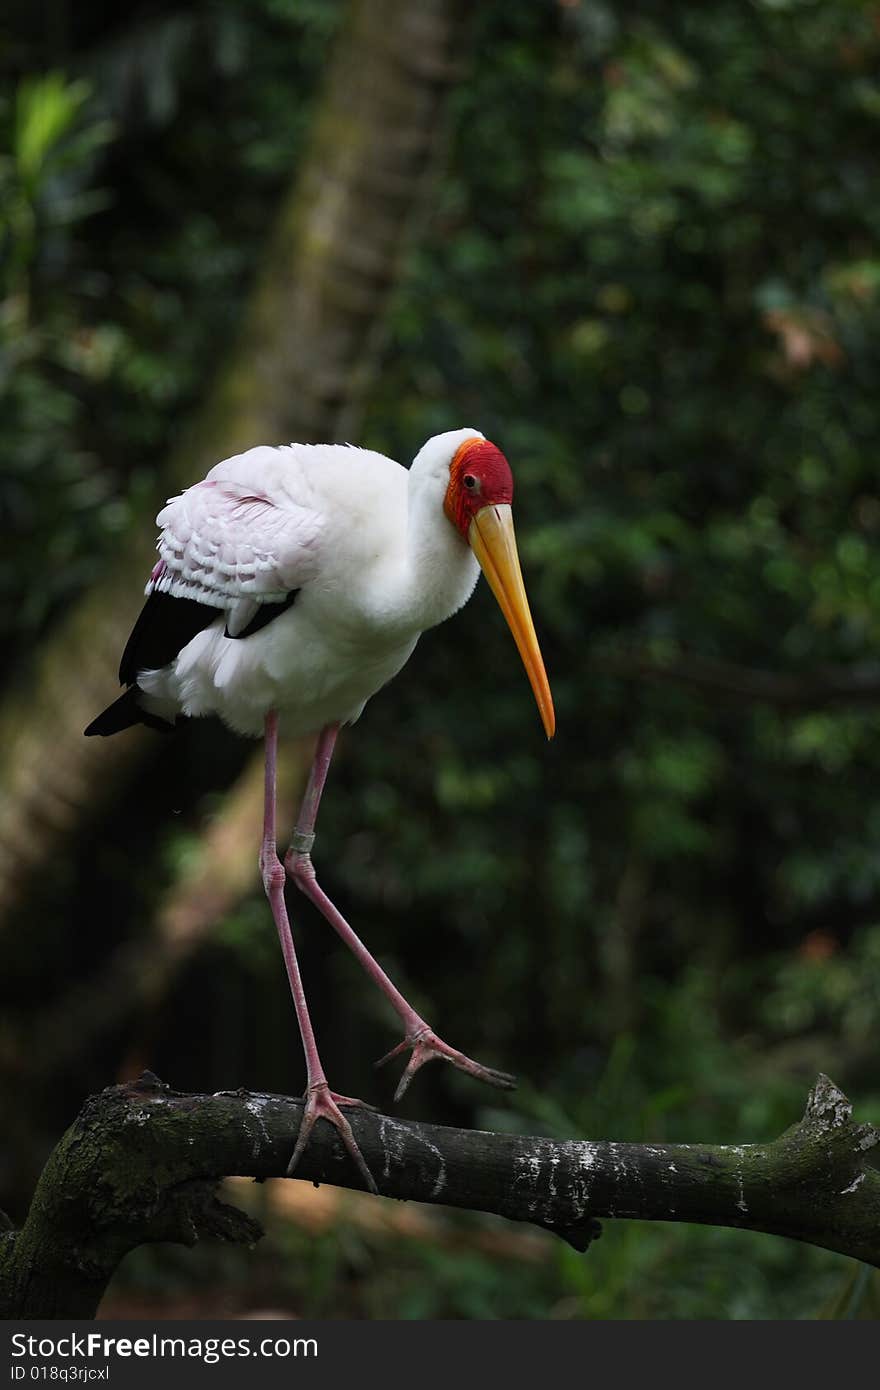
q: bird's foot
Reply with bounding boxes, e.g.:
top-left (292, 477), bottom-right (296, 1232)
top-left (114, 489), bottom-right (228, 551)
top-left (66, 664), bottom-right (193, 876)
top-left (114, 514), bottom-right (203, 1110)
top-left (375, 1027), bottom-right (517, 1103)
top-left (325, 1090), bottom-right (378, 1112)
top-left (287, 1082), bottom-right (378, 1194)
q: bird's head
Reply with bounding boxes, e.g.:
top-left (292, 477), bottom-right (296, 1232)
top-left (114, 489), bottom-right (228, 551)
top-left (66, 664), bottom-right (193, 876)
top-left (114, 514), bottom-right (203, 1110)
top-left (418, 429), bottom-right (555, 739)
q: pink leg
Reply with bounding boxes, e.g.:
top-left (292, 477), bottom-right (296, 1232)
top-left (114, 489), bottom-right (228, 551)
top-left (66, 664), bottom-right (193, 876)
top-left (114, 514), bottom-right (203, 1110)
top-left (284, 724), bottom-right (516, 1102)
top-left (261, 711), bottom-right (376, 1192)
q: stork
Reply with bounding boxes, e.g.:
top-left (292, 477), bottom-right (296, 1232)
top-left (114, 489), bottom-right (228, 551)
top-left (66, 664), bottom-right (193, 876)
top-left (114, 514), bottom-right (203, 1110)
top-left (86, 428), bottom-right (555, 1192)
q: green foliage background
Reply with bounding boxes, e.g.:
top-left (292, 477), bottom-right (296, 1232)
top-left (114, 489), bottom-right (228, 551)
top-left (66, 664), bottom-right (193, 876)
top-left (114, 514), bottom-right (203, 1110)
top-left (2, 0), bottom-right (880, 1318)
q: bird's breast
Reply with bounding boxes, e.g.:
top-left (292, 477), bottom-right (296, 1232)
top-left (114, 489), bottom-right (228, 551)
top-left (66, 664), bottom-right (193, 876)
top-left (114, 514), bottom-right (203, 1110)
top-left (250, 592), bottom-right (417, 729)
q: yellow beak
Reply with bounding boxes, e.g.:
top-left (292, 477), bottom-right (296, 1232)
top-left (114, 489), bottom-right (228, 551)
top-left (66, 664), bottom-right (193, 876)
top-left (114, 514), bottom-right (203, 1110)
top-left (468, 504), bottom-right (556, 739)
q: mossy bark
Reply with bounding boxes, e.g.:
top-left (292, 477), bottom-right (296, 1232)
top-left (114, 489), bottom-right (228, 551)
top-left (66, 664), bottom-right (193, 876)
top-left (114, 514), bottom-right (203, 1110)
top-left (0, 1075), bottom-right (261, 1318)
top-left (2, 1072), bottom-right (878, 1319)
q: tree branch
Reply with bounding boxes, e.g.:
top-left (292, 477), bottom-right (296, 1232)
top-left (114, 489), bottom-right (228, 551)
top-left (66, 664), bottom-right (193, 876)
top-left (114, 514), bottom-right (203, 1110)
top-left (602, 649), bottom-right (880, 708)
top-left (1, 1071), bottom-right (877, 1318)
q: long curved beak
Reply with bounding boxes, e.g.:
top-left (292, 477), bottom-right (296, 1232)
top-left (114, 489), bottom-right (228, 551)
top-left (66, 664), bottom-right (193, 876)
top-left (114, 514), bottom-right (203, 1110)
top-left (468, 504), bottom-right (556, 738)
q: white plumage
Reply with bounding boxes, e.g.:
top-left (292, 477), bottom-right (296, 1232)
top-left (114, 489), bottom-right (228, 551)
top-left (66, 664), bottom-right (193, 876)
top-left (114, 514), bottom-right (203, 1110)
top-left (137, 429), bottom-right (484, 737)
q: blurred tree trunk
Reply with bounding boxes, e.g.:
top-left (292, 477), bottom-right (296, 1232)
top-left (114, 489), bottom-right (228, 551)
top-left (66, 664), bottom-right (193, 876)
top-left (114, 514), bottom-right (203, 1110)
top-left (5, 748), bottom-right (300, 1087)
top-left (0, 0), bottom-right (468, 924)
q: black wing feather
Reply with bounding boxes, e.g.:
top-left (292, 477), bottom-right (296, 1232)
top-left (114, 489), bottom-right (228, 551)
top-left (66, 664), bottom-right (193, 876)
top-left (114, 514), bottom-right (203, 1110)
top-left (119, 592), bottom-right (220, 685)
top-left (86, 585), bottom-right (299, 739)
top-left (225, 589), bottom-right (299, 639)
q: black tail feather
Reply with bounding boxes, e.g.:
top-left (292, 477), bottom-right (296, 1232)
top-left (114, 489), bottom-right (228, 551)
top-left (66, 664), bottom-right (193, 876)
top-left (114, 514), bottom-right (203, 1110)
top-left (84, 687), bottom-right (175, 737)
top-left (88, 585), bottom-right (297, 740)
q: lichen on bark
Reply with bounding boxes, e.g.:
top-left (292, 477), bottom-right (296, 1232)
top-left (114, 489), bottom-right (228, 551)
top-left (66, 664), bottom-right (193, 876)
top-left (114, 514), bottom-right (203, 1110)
top-left (2, 1070), bottom-right (877, 1319)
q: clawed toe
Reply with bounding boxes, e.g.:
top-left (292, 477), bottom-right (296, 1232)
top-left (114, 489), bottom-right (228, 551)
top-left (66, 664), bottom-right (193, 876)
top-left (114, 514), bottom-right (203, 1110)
top-left (328, 1091), bottom-right (379, 1113)
top-left (376, 1029), bottom-right (517, 1102)
top-left (287, 1083), bottom-right (378, 1193)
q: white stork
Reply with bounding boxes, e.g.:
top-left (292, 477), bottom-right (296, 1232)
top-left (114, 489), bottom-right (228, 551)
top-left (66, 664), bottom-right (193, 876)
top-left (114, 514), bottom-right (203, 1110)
top-left (86, 428), bottom-right (555, 1191)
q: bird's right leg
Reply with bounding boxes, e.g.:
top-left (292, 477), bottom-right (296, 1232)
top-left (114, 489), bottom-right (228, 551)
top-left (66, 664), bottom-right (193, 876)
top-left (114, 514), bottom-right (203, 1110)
top-left (261, 710), bottom-right (376, 1193)
top-left (284, 724), bottom-right (516, 1102)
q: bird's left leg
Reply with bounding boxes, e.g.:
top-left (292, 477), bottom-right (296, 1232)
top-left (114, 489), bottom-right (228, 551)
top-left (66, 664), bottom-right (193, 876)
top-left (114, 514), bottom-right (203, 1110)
top-left (261, 711), bottom-right (376, 1192)
top-left (284, 724), bottom-right (516, 1102)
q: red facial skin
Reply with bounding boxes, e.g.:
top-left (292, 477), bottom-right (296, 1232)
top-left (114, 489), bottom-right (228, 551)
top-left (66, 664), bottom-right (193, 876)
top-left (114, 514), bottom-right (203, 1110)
top-left (443, 438), bottom-right (514, 540)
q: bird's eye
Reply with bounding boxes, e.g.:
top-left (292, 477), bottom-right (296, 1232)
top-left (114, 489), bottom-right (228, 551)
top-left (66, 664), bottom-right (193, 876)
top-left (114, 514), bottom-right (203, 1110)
top-left (464, 474), bottom-right (477, 489)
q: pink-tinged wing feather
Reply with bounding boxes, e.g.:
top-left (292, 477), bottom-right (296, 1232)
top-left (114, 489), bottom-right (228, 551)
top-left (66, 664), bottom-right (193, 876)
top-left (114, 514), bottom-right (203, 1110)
top-left (150, 476), bottom-right (323, 608)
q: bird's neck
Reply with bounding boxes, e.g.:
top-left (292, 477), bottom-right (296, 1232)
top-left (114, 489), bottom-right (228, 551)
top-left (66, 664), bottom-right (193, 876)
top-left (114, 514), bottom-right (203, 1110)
top-left (403, 479), bottom-right (480, 632)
